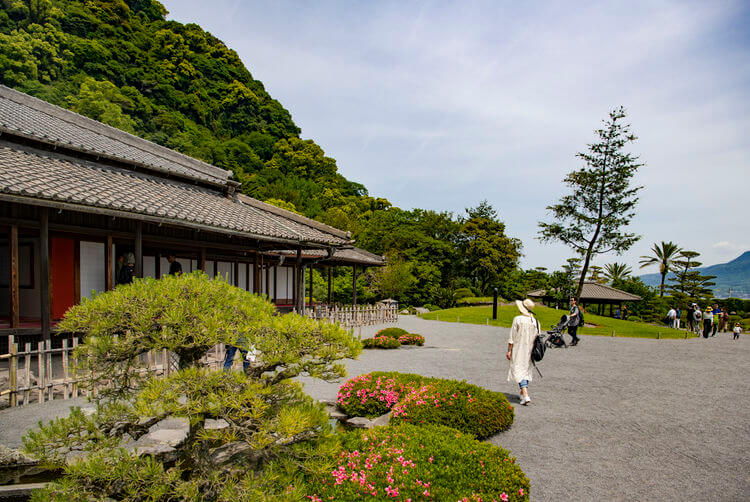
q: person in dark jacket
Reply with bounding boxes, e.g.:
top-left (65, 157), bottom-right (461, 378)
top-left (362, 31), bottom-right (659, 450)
top-left (118, 252), bottom-right (136, 285)
top-left (167, 253), bottom-right (182, 276)
top-left (568, 297), bottom-right (581, 346)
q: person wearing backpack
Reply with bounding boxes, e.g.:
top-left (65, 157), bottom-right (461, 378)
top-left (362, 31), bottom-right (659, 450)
top-left (568, 297), bottom-right (582, 346)
top-left (506, 299), bottom-right (540, 405)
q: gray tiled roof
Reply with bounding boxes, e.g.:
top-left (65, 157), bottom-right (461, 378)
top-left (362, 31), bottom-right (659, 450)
top-left (0, 144), bottom-right (348, 245)
top-left (270, 247), bottom-right (386, 266)
top-left (0, 85), bottom-right (231, 186)
top-left (528, 282), bottom-right (641, 301)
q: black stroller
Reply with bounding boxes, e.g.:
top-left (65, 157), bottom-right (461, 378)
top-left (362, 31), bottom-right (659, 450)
top-left (546, 314), bottom-right (570, 348)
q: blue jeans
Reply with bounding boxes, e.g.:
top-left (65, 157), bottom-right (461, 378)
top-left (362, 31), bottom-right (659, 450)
top-left (223, 345), bottom-right (249, 371)
top-left (519, 379), bottom-right (529, 389)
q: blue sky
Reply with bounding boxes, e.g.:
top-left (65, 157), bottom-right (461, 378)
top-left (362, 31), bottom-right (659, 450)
top-left (162, 0), bottom-right (750, 273)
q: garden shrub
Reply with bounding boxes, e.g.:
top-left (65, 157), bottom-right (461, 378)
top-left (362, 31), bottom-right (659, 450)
top-left (337, 372), bottom-right (514, 438)
top-left (375, 327), bottom-right (409, 339)
top-left (398, 333), bottom-right (425, 345)
top-left (423, 303), bottom-right (441, 311)
top-left (626, 315), bottom-right (642, 323)
top-left (303, 423), bottom-right (530, 501)
top-left (362, 336), bottom-right (401, 349)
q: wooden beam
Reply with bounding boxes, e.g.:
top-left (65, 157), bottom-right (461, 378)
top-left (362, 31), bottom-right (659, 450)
top-left (9, 225), bottom-right (19, 329)
top-left (105, 235), bottom-right (113, 290)
top-left (134, 221), bottom-right (143, 278)
top-left (39, 209), bottom-right (51, 341)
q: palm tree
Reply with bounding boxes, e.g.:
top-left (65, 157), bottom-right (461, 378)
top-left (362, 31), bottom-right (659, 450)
top-left (604, 262), bottom-right (633, 284)
top-left (639, 241), bottom-right (682, 297)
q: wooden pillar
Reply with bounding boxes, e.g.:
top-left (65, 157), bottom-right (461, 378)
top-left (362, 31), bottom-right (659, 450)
top-left (309, 266), bottom-right (313, 305)
top-left (292, 264), bottom-right (297, 307)
top-left (105, 235), bottom-right (113, 290)
top-left (295, 248), bottom-right (302, 312)
top-left (253, 253), bottom-right (260, 294)
top-left (273, 265), bottom-right (278, 303)
top-left (234, 262), bottom-right (239, 287)
top-left (9, 225), bottom-right (19, 329)
top-left (327, 266), bottom-right (333, 305)
top-left (265, 261), bottom-right (271, 298)
top-left (155, 252), bottom-right (161, 278)
top-left (245, 261), bottom-right (250, 291)
top-left (352, 264), bottom-right (357, 306)
top-left (199, 248), bottom-right (206, 272)
top-left (39, 209), bottom-right (51, 341)
top-left (134, 221), bottom-right (143, 278)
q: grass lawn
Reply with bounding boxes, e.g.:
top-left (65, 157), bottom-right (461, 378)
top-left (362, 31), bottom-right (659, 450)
top-left (419, 305), bottom-right (698, 339)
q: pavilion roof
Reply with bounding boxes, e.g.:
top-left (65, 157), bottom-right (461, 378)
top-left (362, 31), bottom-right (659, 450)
top-left (268, 247), bottom-right (386, 266)
top-left (528, 282), bottom-right (642, 302)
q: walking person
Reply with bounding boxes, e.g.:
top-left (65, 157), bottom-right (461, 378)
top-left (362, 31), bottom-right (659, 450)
top-left (686, 304), bottom-right (695, 332)
top-left (719, 308), bottom-right (728, 333)
top-left (711, 304), bottom-right (721, 336)
top-left (733, 323), bottom-right (742, 340)
top-left (693, 306), bottom-right (702, 335)
top-left (675, 307), bottom-right (681, 329)
top-left (666, 307), bottom-right (677, 329)
top-left (506, 299), bottom-right (540, 405)
top-left (703, 306), bottom-right (713, 339)
top-left (166, 253), bottom-right (183, 276)
top-left (568, 297), bottom-right (581, 346)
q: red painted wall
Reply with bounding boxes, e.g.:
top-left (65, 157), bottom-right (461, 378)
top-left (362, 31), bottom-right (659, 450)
top-left (51, 237), bottom-right (75, 320)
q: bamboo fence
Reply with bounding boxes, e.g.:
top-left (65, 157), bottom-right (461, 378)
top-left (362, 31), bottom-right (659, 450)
top-left (304, 303), bottom-right (399, 328)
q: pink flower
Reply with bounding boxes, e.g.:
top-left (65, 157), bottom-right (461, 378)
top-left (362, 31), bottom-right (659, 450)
top-left (500, 493), bottom-right (509, 501)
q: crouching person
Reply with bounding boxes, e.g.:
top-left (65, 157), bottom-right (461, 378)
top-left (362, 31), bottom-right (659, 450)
top-left (507, 298), bottom-right (540, 405)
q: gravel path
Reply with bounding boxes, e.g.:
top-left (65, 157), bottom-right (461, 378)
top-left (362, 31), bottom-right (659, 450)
top-left (3, 316), bottom-right (748, 500)
top-left (301, 316), bottom-right (750, 501)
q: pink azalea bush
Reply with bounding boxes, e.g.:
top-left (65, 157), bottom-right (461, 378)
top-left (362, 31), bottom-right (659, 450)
top-left (362, 336), bottom-right (401, 349)
top-left (337, 372), bottom-right (514, 438)
top-left (303, 423), bottom-right (530, 501)
top-left (398, 333), bottom-right (425, 346)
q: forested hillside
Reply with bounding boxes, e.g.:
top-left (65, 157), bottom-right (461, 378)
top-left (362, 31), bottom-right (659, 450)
top-left (0, 0), bottom-right (530, 306)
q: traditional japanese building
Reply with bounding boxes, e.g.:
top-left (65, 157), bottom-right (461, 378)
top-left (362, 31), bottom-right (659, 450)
top-left (0, 85), bottom-right (382, 344)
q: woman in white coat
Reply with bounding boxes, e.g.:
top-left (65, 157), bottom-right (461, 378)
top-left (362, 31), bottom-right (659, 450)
top-left (506, 298), bottom-right (540, 405)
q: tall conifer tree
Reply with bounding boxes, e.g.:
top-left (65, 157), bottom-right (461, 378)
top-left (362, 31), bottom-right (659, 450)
top-left (538, 107), bottom-right (643, 298)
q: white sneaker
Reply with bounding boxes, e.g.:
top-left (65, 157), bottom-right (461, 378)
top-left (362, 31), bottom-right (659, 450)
top-left (520, 395), bottom-right (530, 405)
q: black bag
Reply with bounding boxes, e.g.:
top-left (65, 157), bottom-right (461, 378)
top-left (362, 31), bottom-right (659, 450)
top-left (531, 318), bottom-right (545, 362)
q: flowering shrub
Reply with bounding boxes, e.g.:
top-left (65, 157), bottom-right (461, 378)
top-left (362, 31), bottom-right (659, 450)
top-left (362, 336), bottom-right (401, 350)
top-left (337, 372), bottom-right (514, 438)
top-left (337, 373), bottom-right (422, 417)
top-left (303, 423), bottom-right (530, 501)
top-left (375, 327), bottom-right (409, 339)
top-left (398, 333), bottom-right (425, 346)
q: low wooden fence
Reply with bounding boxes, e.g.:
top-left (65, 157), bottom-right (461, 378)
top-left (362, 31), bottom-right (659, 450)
top-left (0, 336), bottom-right (228, 409)
top-left (305, 303), bottom-right (399, 327)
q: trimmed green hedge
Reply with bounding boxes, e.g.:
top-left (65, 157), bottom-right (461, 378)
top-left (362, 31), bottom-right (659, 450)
top-left (362, 336), bottom-right (401, 349)
top-left (303, 423), bottom-right (529, 501)
top-left (337, 372), bottom-right (514, 439)
top-left (375, 327), bottom-right (409, 339)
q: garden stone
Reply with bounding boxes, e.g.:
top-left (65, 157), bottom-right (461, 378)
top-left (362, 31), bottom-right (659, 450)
top-left (371, 411), bottom-right (392, 428)
top-left (204, 419), bottom-right (229, 430)
top-left (0, 444), bottom-right (36, 467)
top-left (127, 417), bottom-right (189, 462)
top-left (346, 417), bottom-right (374, 429)
top-left (329, 409), bottom-right (347, 421)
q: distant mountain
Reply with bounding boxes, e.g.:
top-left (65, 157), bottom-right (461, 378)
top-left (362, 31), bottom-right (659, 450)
top-left (639, 251), bottom-right (750, 299)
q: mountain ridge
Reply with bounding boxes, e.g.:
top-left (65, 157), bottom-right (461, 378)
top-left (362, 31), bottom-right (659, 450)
top-left (639, 251), bottom-right (750, 298)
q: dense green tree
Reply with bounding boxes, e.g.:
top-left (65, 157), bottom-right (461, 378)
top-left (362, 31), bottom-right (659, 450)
top-left (538, 107), bottom-right (643, 298)
top-left (460, 201), bottom-right (521, 294)
top-left (667, 250), bottom-right (716, 303)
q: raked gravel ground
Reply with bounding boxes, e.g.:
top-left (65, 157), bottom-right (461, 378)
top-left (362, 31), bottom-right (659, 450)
top-left (2, 315), bottom-right (749, 500)
top-left (300, 316), bottom-right (750, 501)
